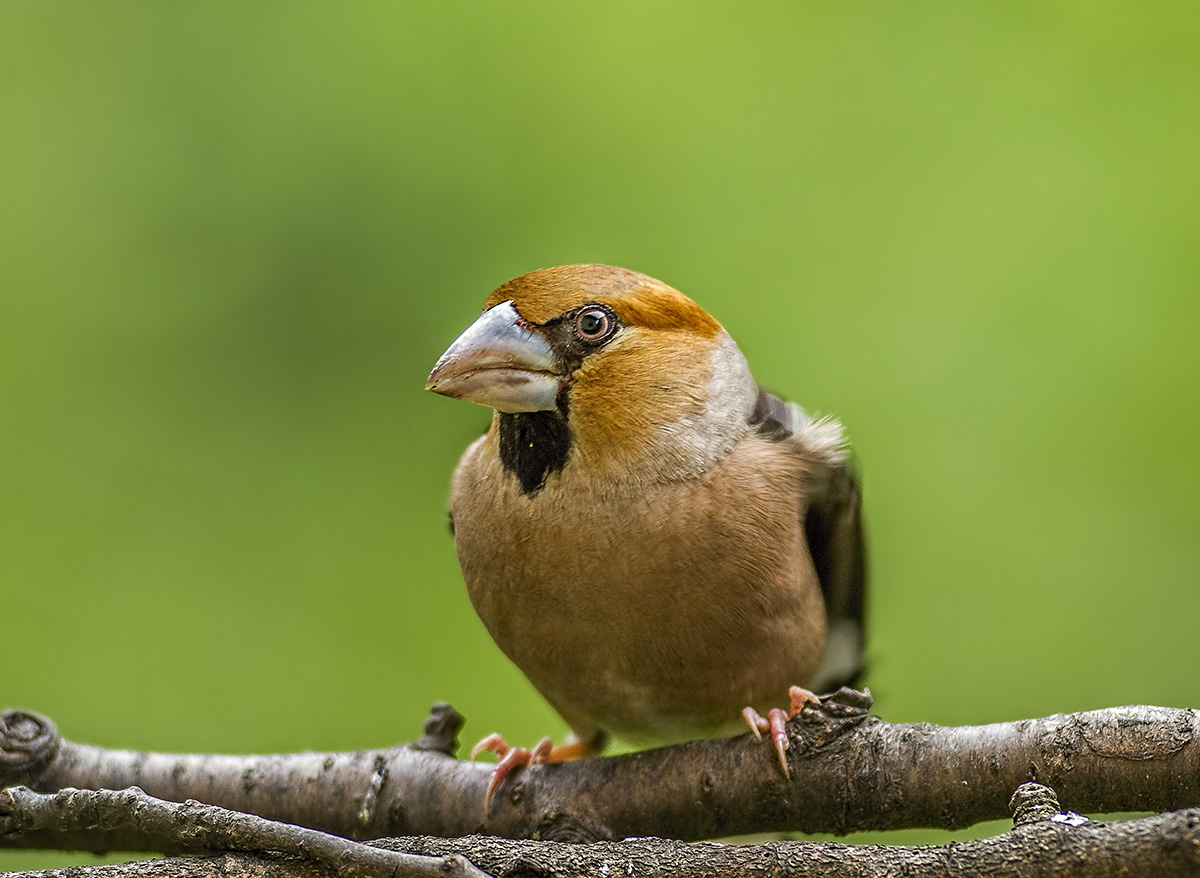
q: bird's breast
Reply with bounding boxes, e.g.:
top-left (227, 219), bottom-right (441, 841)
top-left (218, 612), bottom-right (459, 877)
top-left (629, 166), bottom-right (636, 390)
top-left (449, 431), bottom-right (828, 744)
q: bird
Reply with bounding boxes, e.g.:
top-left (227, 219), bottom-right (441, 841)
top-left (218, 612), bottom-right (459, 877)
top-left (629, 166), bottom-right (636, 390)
top-left (426, 264), bottom-right (866, 806)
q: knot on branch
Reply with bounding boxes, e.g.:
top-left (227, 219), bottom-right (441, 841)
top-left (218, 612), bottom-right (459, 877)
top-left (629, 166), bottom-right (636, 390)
top-left (0, 710), bottom-right (61, 787)
top-left (1010, 782), bottom-right (1062, 826)
top-left (411, 703), bottom-right (464, 756)
top-left (791, 687), bottom-right (874, 751)
top-left (1009, 782), bottom-right (1090, 829)
top-left (816, 686), bottom-right (874, 716)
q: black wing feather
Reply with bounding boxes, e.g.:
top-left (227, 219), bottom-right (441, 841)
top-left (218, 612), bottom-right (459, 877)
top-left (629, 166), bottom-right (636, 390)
top-left (751, 387), bottom-right (868, 691)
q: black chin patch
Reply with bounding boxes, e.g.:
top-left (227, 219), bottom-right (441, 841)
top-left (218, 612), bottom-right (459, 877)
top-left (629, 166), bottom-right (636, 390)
top-left (498, 411), bottom-right (572, 496)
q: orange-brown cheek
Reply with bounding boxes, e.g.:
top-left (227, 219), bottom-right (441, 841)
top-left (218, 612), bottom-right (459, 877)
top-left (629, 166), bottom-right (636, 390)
top-left (567, 332), bottom-right (713, 470)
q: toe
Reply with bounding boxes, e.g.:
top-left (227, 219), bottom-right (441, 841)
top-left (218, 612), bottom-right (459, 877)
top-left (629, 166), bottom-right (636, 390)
top-left (471, 732), bottom-right (511, 761)
top-left (768, 707), bottom-right (791, 780)
top-left (484, 746), bottom-right (532, 815)
top-left (788, 685), bottom-right (821, 717)
top-left (743, 707), bottom-right (769, 741)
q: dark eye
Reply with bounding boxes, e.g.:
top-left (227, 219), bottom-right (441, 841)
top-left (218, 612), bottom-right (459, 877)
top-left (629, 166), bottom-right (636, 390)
top-left (575, 307), bottom-right (614, 343)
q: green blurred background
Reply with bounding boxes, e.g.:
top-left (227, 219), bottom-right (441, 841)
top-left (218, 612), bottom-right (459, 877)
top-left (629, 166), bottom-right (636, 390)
top-left (2, 1), bottom-right (1198, 868)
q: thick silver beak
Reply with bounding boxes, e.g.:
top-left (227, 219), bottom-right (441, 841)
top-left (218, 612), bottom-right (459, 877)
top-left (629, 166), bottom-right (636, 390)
top-left (426, 300), bottom-right (560, 413)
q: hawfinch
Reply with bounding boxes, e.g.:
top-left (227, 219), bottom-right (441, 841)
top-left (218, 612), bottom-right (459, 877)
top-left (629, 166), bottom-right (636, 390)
top-left (426, 265), bottom-right (866, 797)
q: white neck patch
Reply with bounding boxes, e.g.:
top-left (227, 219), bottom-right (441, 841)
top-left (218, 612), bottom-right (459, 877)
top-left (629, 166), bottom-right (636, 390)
top-left (648, 332), bottom-right (758, 480)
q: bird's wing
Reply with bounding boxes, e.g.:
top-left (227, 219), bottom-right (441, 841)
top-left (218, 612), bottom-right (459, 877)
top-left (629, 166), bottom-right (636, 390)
top-left (750, 388), bottom-right (867, 692)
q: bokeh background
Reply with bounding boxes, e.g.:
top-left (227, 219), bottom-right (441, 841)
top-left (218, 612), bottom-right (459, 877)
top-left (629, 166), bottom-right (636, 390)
top-left (3, 1), bottom-right (1198, 869)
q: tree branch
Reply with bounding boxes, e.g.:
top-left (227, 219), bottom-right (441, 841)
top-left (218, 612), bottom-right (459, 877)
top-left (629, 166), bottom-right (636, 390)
top-left (0, 786), bottom-right (492, 878)
top-left (2, 691), bottom-right (1198, 849)
top-left (3, 797), bottom-right (1200, 877)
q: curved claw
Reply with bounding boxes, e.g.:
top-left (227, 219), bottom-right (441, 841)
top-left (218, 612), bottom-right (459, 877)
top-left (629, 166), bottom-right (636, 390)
top-left (743, 706), bottom-right (769, 741)
top-left (528, 736), bottom-right (554, 763)
top-left (473, 733), bottom-right (597, 815)
top-left (768, 707), bottom-right (791, 780)
top-left (483, 745), bottom-right (532, 815)
top-left (744, 686), bottom-right (825, 780)
top-left (788, 685), bottom-right (820, 716)
top-left (476, 735), bottom-right (557, 815)
top-left (471, 732), bottom-right (511, 761)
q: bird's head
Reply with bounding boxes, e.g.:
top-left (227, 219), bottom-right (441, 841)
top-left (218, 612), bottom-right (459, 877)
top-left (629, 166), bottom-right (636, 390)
top-left (427, 265), bottom-right (759, 487)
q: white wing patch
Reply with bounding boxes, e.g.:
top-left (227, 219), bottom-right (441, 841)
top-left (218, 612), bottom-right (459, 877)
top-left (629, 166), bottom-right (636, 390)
top-left (785, 403), bottom-right (850, 464)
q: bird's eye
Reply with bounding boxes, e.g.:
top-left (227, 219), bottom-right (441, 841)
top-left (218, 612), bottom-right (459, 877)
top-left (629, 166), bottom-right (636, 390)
top-left (575, 307), bottom-right (614, 343)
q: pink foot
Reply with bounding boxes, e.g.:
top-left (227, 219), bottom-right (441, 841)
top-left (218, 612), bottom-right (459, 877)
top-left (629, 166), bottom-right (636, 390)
top-left (470, 734), bottom-right (593, 814)
top-left (742, 685), bottom-right (821, 779)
